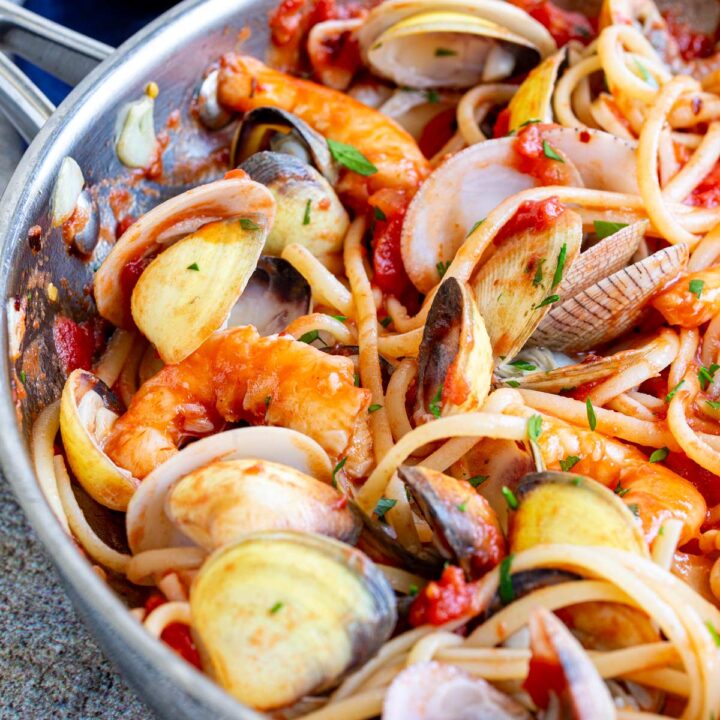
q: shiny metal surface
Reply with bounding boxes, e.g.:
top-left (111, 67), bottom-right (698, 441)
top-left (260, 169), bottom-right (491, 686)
top-left (0, 0), bottom-right (276, 717)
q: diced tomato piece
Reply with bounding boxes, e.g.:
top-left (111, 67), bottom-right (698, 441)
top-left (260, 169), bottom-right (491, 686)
top-left (53, 316), bottom-right (98, 375)
top-left (664, 452), bottom-right (720, 508)
top-left (418, 107), bottom-right (457, 159)
top-left (143, 593), bottom-right (202, 669)
top-left (687, 163), bottom-right (720, 208)
top-left (493, 107), bottom-right (511, 138)
top-left (663, 10), bottom-right (716, 61)
top-left (495, 197), bottom-right (565, 244)
top-left (409, 565), bottom-right (478, 626)
top-left (513, 123), bottom-right (569, 186)
top-left (510, 0), bottom-right (595, 46)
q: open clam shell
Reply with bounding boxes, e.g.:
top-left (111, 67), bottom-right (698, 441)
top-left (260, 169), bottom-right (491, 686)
top-left (471, 207), bottom-right (583, 361)
top-left (125, 426), bottom-right (332, 555)
top-left (530, 243), bottom-right (689, 353)
top-left (415, 277), bottom-right (493, 421)
top-left (59, 369), bottom-right (138, 511)
top-left (190, 531), bottom-right (396, 710)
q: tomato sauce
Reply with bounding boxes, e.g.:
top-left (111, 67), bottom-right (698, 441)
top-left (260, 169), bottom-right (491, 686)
top-left (664, 452), bottom-right (720, 508)
top-left (409, 565), bottom-right (477, 626)
top-left (494, 197), bottom-right (566, 244)
top-left (663, 10), bottom-right (716, 62)
top-left (53, 316), bottom-right (104, 375)
top-left (492, 107), bottom-right (511, 138)
top-left (118, 254), bottom-right (156, 323)
top-left (510, 0), bottom-right (595, 46)
top-left (686, 162), bottom-right (720, 208)
top-left (513, 123), bottom-right (570, 186)
top-left (418, 107), bottom-right (457, 159)
top-left (144, 594), bottom-right (202, 669)
top-left (523, 651), bottom-right (566, 709)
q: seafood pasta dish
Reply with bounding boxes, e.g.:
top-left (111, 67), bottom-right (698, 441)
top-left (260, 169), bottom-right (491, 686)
top-left (25, 0), bottom-right (720, 716)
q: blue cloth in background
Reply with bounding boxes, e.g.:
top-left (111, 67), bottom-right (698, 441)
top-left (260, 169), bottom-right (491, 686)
top-left (19, 0), bottom-right (177, 106)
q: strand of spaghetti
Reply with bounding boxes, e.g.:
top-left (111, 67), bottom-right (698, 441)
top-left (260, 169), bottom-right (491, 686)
top-left (376, 564), bottom-right (425, 594)
top-left (406, 631), bottom-right (462, 665)
top-left (590, 94), bottom-right (636, 139)
top-left (385, 296), bottom-right (418, 333)
top-left (356, 413), bottom-right (528, 512)
top-left (384, 358), bottom-right (416, 441)
top-left (702, 315), bottom-right (720, 367)
top-left (659, 125), bottom-right (680, 186)
top-left (663, 122), bottom-right (720, 203)
top-left (156, 571), bottom-right (188, 602)
top-left (622, 668), bottom-right (690, 697)
top-left (517, 388), bottom-right (679, 450)
top-left (627, 390), bottom-right (665, 410)
top-left (94, 329), bottom-right (136, 388)
top-left (300, 688), bottom-right (385, 720)
top-left (573, 75), bottom-right (600, 128)
top-left (282, 243), bottom-right (354, 317)
top-left (30, 399), bottom-right (69, 533)
top-left (690, 221), bottom-right (720, 271)
top-left (607, 393), bottom-right (658, 421)
top-left (138, 344), bottom-right (163, 385)
top-left (376, 327), bottom-right (423, 358)
top-left (651, 518), bottom-right (683, 570)
top-left (125, 547), bottom-right (208, 585)
top-left (669, 92), bottom-right (720, 128)
top-left (617, 712), bottom-right (673, 720)
top-left (668, 328), bottom-right (700, 389)
top-left (285, 313), bottom-right (357, 346)
top-left (456, 83), bottom-right (516, 146)
top-left (54, 455), bottom-right (131, 574)
top-left (117, 336), bottom-right (146, 408)
top-left (554, 54), bottom-right (603, 128)
top-left (143, 601), bottom-right (191, 637)
top-left (637, 75), bottom-right (701, 246)
top-left (710, 558), bottom-right (720, 601)
top-left (419, 436), bottom-right (481, 473)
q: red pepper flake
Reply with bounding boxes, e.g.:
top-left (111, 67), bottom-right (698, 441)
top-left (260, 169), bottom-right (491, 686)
top-left (409, 565), bottom-right (478, 626)
top-left (579, 130), bottom-right (591, 143)
top-left (27, 225), bottom-right (43, 252)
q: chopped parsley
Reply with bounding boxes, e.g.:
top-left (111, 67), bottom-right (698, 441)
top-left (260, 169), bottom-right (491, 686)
top-left (666, 380), bottom-right (685, 403)
top-left (468, 475), bottom-right (489, 488)
top-left (571, 477), bottom-right (582, 486)
top-left (436, 260), bottom-right (451, 278)
top-left (552, 243), bottom-right (567, 289)
top-left (532, 258), bottom-right (545, 287)
top-left (408, 584), bottom-right (419, 597)
top-left (698, 363), bottom-right (720, 390)
top-left (426, 89), bottom-right (440, 104)
top-left (299, 329), bottom-right (320, 344)
top-left (560, 455), bottom-right (580, 472)
top-left (354, 372), bottom-right (360, 387)
top-left (508, 359), bottom-right (536, 372)
top-left (634, 59), bottom-right (657, 88)
top-left (542, 141), bottom-right (564, 162)
top-left (628, 503), bottom-right (640, 517)
top-left (586, 397), bottom-right (597, 431)
top-left (380, 316), bottom-right (393, 328)
top-left (264, 395), bottom-right (271, 408)
top-left (327, 138), bottom-right (378, 176)
top-left (467, 219), bottom-right (485, 237)
top-left (499, 554), bottom-right (515, 604)
top-left (435, 47), bottom-right (457, 56)
top-left (333, 315), bottom-right (348, 322)
top-left (19, 370), bottom-right (26, 385)
top-left (240, 218), bottom-right (260, 231)
top-left (506, 380), bottom-right (521, 388)
top-left (593, 220), bottom-right (628, 240)
top-left (186, 262), bottom-right (199, 271)
top-left (502, 486), bottom-right (519, 510)
top-left (302, 199), bottom-right (312, 225)
top-left (707, 621), bottom-right (720, 647)
top-left (373, 206), bottom-right (386, 221)
top-left (457, 498), bottom-right (470, 512)
top-left (269, 602), bottom-right (283, 614)
top-left (527, 414), bottom-right (543, 442)
top-left (615, 481), bottom-right (630, 497)
top-left (649, 447), bottom-right (669, 463)
top-left (331, 457), bottom-right (347, 487)
top-left (707, 400), bottom-right (720, 410)
top-left (689, 278), bottom-right (705, 299)
top-left (374, 496), bottom-right (397, 522)
top-left (368, 403), bottom-right (383, 413)
top-left (428, 385), bottom-right (443, 418)
top-left (535, 294), bottom-right (559, 309)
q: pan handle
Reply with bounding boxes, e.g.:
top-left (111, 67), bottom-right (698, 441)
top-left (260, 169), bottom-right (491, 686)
top-left (0, 0), bottom-right (113, 142)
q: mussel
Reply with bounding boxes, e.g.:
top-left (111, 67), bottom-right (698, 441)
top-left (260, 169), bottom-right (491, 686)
top-left (126, 426), bottom-right (333, 555)
top-left (398, 464), bottom-right (506, 578)
top-left (383, 661), bottom-right (530, 719)
top-left (226, 256), bottom-right (311, 336)
top-left (415, 277), bottom-right (493, 422)
top-left (59, 369), bottom-right (137, 511)
top-left (231, 106), bottom-right (338, 184)
top-left (167, 458), bottom-right (361, 550)
top-left (130, 216), bottom-right (269, 364)
top-left (190, 531), bottom-right (397, 710)
top-left (240, 151), bottom-right (349, 258)
top-left (358, 0), bottom-right (556, 89)
top-left (508, 472), bottom-right (648, 555)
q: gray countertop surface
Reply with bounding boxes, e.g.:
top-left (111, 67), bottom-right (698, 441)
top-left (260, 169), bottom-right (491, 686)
top-left (0, 116), bottom-right (150, 719)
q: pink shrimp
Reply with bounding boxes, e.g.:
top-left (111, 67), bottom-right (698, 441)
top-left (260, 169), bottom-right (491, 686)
top-left (217, 54), bottom-right (430, 206)
top-left (538, 420), bottom-right (706, 544)
top-left (104, 326), bottom-right (372, 479)
top-left (652, 266), bottom-right (720, 328)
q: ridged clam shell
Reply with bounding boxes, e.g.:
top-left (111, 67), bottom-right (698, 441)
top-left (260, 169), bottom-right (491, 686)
top-left (531, 243), bottom-right (689, 353)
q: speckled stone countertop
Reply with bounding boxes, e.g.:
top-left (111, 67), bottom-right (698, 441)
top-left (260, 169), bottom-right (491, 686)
top-left (0, 117), bottom-right (150, 719)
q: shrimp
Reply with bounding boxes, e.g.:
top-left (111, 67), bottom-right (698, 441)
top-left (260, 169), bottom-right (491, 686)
top-left (537, 419), bottom-right (706, 544)
top-left (652, 267), bottom-right (720, 328)
top-left (217, 54), bottom-right (430, 206)
top-left (104, 325), bottom-right (373, 480)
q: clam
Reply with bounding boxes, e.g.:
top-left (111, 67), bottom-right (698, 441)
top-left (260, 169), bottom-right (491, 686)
top-left (131, 217), bottom-right (268, 364)
top-left (378, 88), bottom-right (459, 142)
top-left (415, 277), bottom-right (493, 422)
top-left (240, 151), bottom-right (349, 258)
top-left (95, 176), bottom-right (276, 329)
top-left (190, 531), bottom-right (396, 710)
top-left (358, 0), bottom-right (556, 89)
top-left (167, 458), bottom-right (360, 550)
top-left (530, 243), bottom-right (689, 353)
top-left (524, 608), bottom-right (616, 718)
top-left (383, 662), bottom-right (531, 720)
top-left (509, 472), bottom-right (648, 555)
top-left (230, 106), bottom-right (338, 184)
top-left (226, 256), bottom-right (311, 336)
top-left (59, 369), bottom-right (137, 511)
top-left (401, 127), bottom-right (637, 292)
top-left (471, 207), bottom-right (583, 362)
top-left (398, 465), bottom-right (506, 578)
top-left (126, 426), bottom-right (333, 555)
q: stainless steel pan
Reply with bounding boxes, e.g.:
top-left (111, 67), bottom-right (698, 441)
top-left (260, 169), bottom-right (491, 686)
top-left (0, 1), bottom-right (276, 717)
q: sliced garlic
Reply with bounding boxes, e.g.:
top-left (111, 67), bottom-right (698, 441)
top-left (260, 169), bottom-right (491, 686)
top-left (115, 94), bottom-right (157, 169)
top-left (51, 156), bottom-right (84, 227)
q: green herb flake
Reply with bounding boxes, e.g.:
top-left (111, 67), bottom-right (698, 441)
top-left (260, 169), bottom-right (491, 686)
top-left (240, 218), bottom-right (261, 231)
top-left (428, 385), bottom-right (443, 419)
top-left (380, 316), bottom-right (393, 328)
top-left (368, 403), bottom-right (383, 413)
top-left (689, 278), bottom-right (705, 299)
top-left (634, 59), bottom-right (658, 88)
top-left (542, 141), bottom-right (564, 163)
top-left (707, 621), bottom-right (720, 647)
top-left (508, 359), bottom-right (536, 372)
top-left (468, 475), bottom-right (489, 488)
top-left (593, 220), bottom-right (628, 240)
top-left (586, 397), bottom-right (597, 431)
top-left (649, 446), bottom-right (669, 463)
top-left (269, 601), bottom-right (283, 614)
top-left (628, 503), bottom-right (640, 517)
top-left (666, 380), bottom-right (685, 403)
top-left (426, 89), bottom-right (440, 104)
top-left (466, 219), bottom-right (485, 237)
top-left (331, 457), bottom-right (347, 488)
top-left (327, 138), bottom-right (378, 176)
top-left (264, 395), bottom-right (271, 408)
top-left (615, 481), bottom-right (630, 497)
top-left (186, 262), bottom-right (200, 271)
top-left (571, 477), bottom-right (583, 486)
top-left (354, 372), bottom-right (360, 387)
top-left (19, 370), bottom-right (26, 385)
top-left (408, 584), bottom-right (419, 597)
top-left (658, 525), bottom-right (665, 536)
top-left (698, 363), bottom-right (720, 390)
top-left (332, 315), bottom-right (348, 323)
top-left (535, 294), bottom-right (560, 309)
top-left (552, 243), bottom-right (567, 289)
top-left (374, 496), bottom-right (398, 522)
top-left (457, 498), bottom-right (469, 512)
top-left (302, 199), bottom-right (312, 225)
top-left (527, 414), bottom-right (543, 442)
top-left (506, 380), bottom-right (521, 388)
top-left (373, 206), bottom-right (387, 221)
top-left (502, 486), bottom-right (519, 510)
top-left (532, 258), bottom-right (545, 287)
top-left (707, 400), bottom-right (720, 410)
top-left (499, 554), bottom-right (515, 604)
top-left (518, 118), bottom-right (542, 128)
top-left (299, 329), bottom-right (320, 344)
top-left (559, 455), bottom-right (580, 472)
top-left (436, 260), bottom-right (451, 278)
top-left (435, 47), bottom-right (457, 56)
